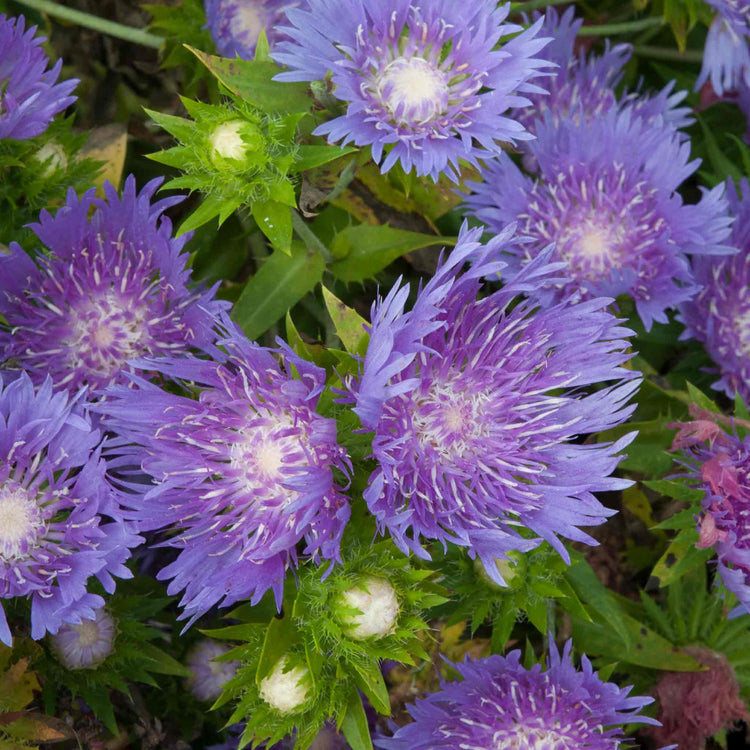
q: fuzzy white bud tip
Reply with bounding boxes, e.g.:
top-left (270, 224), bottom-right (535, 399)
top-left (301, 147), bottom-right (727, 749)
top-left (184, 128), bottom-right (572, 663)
top-left (340, 576), bottom-right (400, 640)
top-left (34, 142), bottom-right (68, 176)
top-left (210, 120), bottom-right (248, 161)
top-left (259, 656), bottom-right (310, 714)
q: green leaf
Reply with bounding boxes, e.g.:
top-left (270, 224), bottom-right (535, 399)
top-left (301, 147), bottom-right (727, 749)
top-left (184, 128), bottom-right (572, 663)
top-left (643, 479), bottom-right (705, 505)
top-left (491, 603), bottom-right (518, 654)
top-left (177, 193), bottom-right (225, 236)
top-left (571, 613), bottom-right (703, 671)
top-left (322, 287), bottom-right (369, 354)
top-left (525, 597), bottom-right (549, 635)
top-left (256, 616), bottom-right (299, 686)
top-left (340, 689), bottom-right (374, 750)
top-left (329, 225), bottom-right (456, 282)
top-left (697, 115), bottom-right (746, 185)
top-left (252, 200), bottom-right (293, 254)
top-left (139, 643), bottom-right (192, 677)
top-left (651, 528), bottom-right (714, 587)
top-left (187, 47), bottom-right (311, 114)
top-left (293, 145), bottom-right (358, 173)
top-left (233, 241), bottom-right (325, 340)
top-left (651, 506), bottom-right (700, 531)
top-left (686, 381), bottom-right (721, 412)
top-left (565, 558), bottom-right (632, 650)
top-left (351, 659), bottom-right (390, 716)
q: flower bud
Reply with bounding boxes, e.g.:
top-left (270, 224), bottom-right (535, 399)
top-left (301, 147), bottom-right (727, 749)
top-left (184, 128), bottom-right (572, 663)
top-left (259, 655), bottom-right (310, 714)
top-left (50, 608), bottom-right (116, 670)
top-left (338, 576), bottom-right (400, 640)
top-left (185, 639), bottom-right (239, 702)
top-left (34, 141), bottom-right (68, 177)
top-left (474, 550), bottom-right (526, 592)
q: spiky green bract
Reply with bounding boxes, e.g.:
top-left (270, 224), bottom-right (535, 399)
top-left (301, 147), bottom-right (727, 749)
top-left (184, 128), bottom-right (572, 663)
top-left (203, 621), bottom-right (345, 750)
top-left (0, 117), bottom-right (102, 249)
top-left (434, 544), bottom-right (584, 651)
top-left (294, 540), bottom-right (445, 680)
top-left (147, 94), bottom-right (299, 241)
top-left (38, 588), bottom-right (190, 735)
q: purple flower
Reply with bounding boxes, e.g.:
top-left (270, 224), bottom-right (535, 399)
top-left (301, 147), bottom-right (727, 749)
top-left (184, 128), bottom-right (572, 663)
top-left (272, 0), bottom-right (552, 181)
top-left (0, 14), bottom-right (77, 140)
top-left (375, 639), bottom-right (658, 749)
top-left (465, 109), bottom-right (734, 330)
top-left (51, 608), bottom-right (117, 670)
top-left (185, 639), bottom-right (239, 702)
top-left (696, 0), bottom-right (750, 95)
top-left (670, 414), bottom-right (750, 618)
top-left (514, 7), bottom-right (691, 144)
top-left (348, 223), bottom-right (639, 584)
top-left (95, 319), bottom-right (351, 625)
top-left (0, 374), bottom-right (141, 646)
top-left (204, 0), bottom-right (303, 58)
top-left (680, 179), bottom-right (750, 401)
top-left (0, 175), bottom-right (228, 395)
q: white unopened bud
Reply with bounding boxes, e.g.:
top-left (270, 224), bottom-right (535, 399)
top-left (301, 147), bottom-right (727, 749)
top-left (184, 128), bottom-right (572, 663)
top-left (339, 576), bottom-right (400, 640)
top-left (50, 608), bottom-right (116, 669)
top-left (34, 142), bottom-right (68, 177)
top-left (259, 656), bottom-right (310, 714)
top-left (210, 120), bottom-right (248, 161)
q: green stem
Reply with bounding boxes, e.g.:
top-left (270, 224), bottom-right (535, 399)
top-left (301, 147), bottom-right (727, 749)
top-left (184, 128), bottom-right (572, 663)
top-left (633, 44), bottom-right (704, 63)
top-left (291, 211), bottom-right (333, 264)
top-left (577, 16), bottom-right (664, 36)
top-left (510, 0), bottom-right (571, 13)
top-left (13, 0), bottom-right (164, 49)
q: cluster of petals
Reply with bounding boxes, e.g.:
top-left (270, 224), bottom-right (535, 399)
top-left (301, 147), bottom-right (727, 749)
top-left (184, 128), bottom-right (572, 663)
top-left (376, 638), bottom-right (658, 748)
top-left (0, 374), bottom-right (141, 646)
top-left (465, 108), bottom-right (734, 330)
top-left (680, 178), bottom-right (750, 401)
top-left (513, 7), bottom-right (691, 146)
top-left (349, 223), bottom-right (639, 584)
top-left (697, 0), bottom-right (750, 96)
top-left (0, 14), bottom-right (77, 140)
top-left (204, 0), bottom-right (303, 58)
top-left (272, 0), bottom-right (553, 180)
top-left (0, 175), bottom-right (227, 395)
top-left (96, 319), bottom-right (351, 625)
top-left (670, 409), bottom-right (750, 617)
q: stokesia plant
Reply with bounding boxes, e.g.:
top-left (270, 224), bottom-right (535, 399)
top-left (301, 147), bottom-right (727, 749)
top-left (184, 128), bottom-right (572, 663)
top-left (2, 0), bottom-right (750, 747)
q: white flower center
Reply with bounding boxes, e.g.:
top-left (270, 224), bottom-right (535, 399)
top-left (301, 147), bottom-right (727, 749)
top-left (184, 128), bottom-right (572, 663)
top-left (494, 726), bottom-right (578, 749)
top-left (74, 620), bottom-right (102, 648)
top-left (375, 56), bottom-right (449, 126)
top-left (230, 3), bottom-right (265, 46)
top-left (210, 120), bottom-right (248, 161)
top-left (259, 656), bottom-right (310, 714)
top-left (65, 289), bottom-right (150, 378)
top-left (0, 485), bottom-right (44, 561)
top-left (411, 376), bottom-right (493, 459)
top-left (558, 216), bottom-right (626, 279)
top-left (340, 576), bottom-right (400, 640)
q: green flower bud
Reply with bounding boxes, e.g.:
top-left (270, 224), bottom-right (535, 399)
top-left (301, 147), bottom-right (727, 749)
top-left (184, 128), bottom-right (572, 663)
top-left (474, 550), bottom-right (527, 592)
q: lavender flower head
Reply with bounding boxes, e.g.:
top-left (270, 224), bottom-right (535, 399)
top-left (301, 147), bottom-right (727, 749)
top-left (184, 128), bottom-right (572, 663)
top-left (513, 7), bottom-right (691, 142)
top-left (349, 223), bottom-right (639, 584)
top-left (0, 374), bottom-right (141, 646)
top-left (272, 0), bottom-right (552, 181)
top-left (670, 412), bottom-right (750, 618)
top-left (376, 639), bottom-right (658, 748)
top-left (96, 318), bottom-right (351, 625)
top-left (51, 608), bottom-right (117, 670)
top-left (0, 14), bottom-right (77, 140)
top-left (680, 179), bottom-right (750, 401)
top-left (185, 639), bottom-right (239, 702)
top-left (696, 0), bottom-right (750, 95)
top-left (204, 0), bottom-right (302, 58)
top-left (465, 109), bottom-right (733, 330)
top-left (0, 175), bottom-right (228, 395)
